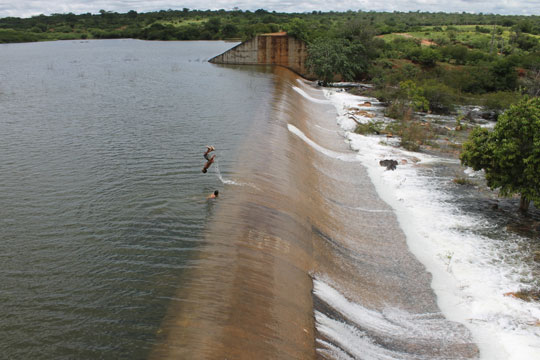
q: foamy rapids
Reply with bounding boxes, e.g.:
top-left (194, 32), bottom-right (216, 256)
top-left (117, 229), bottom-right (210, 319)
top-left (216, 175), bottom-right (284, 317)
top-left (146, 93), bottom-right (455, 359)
top-left (313, 85), bottom-right (540, 360)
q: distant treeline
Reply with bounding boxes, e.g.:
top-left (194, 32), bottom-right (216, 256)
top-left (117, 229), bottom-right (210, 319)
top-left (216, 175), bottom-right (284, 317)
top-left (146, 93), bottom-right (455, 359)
top-left (0, 9), bottom-right (539, 43)
top-left (1, 9), bottom-right (539, 113)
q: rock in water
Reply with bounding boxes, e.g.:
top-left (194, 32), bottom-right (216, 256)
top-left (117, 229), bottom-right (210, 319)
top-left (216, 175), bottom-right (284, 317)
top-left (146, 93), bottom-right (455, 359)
top-left (379, 159), bottom-right (398, 170)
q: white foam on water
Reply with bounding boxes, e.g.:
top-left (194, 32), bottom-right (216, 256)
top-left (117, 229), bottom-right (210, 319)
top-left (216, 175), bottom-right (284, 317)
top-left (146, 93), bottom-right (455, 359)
top-left (314, 124), bottom-right (340, 133)
top-left (296, 78), bottom-right (314, 87)
top-left (480, 122), bottom-right (497, 129)
top-left (287, 124), bottom-right (358, 162)
top-left (314, 279), bottom-right (469, 342)
top-left (324, 91), bottom-right (387, 133)
top-left (322, 88), bottom-right (540, 360)
top-left (316, 312), bottom-right (422, 360)
top-left (292, 86), bottom-right (332, 104)
top-left (316, 339), bottom-right (356, 360)
top-left (464, 166), bottom-right (484, 178)
top-left (352, 207), bottom-right (392, 213)
top-left (313, 279), bottom-right (468, 360)
top-left (214, 161), bottom-right (259, 190)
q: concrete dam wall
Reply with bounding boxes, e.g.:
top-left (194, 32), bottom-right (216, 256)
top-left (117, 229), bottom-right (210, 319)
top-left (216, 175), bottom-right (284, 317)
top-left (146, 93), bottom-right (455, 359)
top-left (209, 32), bottom-right (312, 79)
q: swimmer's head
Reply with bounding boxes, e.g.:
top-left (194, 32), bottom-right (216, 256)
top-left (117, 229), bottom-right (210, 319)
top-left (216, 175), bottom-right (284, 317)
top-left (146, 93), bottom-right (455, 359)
top-left (202, 168), bottom-right (207, 173)
top-left (214, 190), bottom-right (219, 196)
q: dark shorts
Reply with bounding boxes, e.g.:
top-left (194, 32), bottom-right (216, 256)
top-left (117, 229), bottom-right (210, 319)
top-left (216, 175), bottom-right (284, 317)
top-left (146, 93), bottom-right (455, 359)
top-left (204, 153), bottom-right (210, 161)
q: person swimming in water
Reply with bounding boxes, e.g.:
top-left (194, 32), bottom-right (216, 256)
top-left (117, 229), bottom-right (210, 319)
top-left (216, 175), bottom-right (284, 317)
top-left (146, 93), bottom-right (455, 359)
top-left (207, 190), bottom-right (219, 199)
top-left (202, 154), bottom-right (215, 173)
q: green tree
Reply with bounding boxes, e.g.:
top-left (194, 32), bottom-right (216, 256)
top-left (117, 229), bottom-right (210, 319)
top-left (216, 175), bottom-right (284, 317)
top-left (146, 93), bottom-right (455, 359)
top-left (306, 38), bottom-right (344, 84)
top-left (460, 97), bottom-right (540, 211)
top-left (441, 44), bottom-right (468, 65)
top-left (204, 17), bottom-right (221, 34)
top-left (399, 80), bottom-right (429, 112)
top-left (222, 23), bottom-right (238, 38)
top-left (409, 47), bottom-right (440, 67)
top-left (489, 58), bottom-right (518, 91)
top-left (286, 18), bottom-right (309, 42)
top-left (307, 38), bottom-right (370, 84)
top-left (422, 80), bottom-right (456, 114)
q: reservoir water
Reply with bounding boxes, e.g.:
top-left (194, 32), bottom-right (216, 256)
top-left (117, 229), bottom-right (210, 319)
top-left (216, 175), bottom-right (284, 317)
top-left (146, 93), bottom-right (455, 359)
top-left (1, 40), bottom-right (538, 360)
top-left (0, 39), bottom-right (275, 358)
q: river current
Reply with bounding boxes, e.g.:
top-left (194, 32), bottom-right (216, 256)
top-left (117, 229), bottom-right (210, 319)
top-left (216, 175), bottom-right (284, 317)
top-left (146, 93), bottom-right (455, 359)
top-left (1, 40), bottom-right (538, 359)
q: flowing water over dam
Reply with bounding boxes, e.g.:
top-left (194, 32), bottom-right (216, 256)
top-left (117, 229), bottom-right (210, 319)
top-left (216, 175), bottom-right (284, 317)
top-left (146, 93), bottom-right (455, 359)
top-left (4, 40), bottom-right (538, 359)
top-left (151, 67), bottom-right (478, 359)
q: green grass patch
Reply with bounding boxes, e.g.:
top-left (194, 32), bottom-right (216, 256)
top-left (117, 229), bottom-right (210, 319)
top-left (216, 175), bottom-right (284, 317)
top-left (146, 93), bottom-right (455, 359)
top-left (453, 177), bottom-right (474, 185)
top-left (354, 121), bottom-right (385, 135)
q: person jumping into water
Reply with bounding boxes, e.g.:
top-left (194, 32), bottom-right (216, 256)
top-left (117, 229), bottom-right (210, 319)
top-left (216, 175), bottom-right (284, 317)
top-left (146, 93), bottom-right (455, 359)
top-left (202, 145), bottom-right (216, 173)
top-left (202, 155), bottom-right (215, 173)
top-left (203, 146), bottom-right (215, 161)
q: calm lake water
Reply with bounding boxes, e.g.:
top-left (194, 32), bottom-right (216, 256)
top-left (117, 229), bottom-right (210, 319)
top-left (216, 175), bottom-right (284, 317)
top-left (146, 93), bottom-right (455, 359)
top-left (0, 39), bottom-right (274, 359)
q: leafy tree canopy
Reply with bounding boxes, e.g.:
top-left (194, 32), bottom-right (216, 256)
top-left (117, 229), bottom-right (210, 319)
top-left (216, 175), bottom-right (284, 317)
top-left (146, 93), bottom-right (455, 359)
top-left (460, 97), bottom-right (540, 211)
top-left (306, 37), bottom-right (372, 84)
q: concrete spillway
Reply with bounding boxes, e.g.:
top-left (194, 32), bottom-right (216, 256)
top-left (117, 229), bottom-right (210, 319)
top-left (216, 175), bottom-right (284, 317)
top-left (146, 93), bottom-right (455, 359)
top-left (150, 67), bottom-right (478, 360)
top-left (209, 32), bottom-right (312, 79)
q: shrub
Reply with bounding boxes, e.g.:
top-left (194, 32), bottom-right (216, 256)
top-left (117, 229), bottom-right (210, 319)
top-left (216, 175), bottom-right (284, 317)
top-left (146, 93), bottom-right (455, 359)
top-left (422, 80), bottom-right (456, 114)
top-left (52, 25), bottom-right (73, 33)
top-left (475, 26), bottom-right (491, 34)
top-left (399, 80), bottom-right (429, 112)
top-left (482, 91), bottom-right (523, 112)
top-left (390, 37), bottom-right (421, 58)
top-left (489, 59), bottom-right (518, 91)
top-left (385, 101), bottom-right (412, 120)
top-left (372, 83), bottom-right (400, 102)
top-left (453, 177), bottom-right (474, 185)
top-left (0, 29), bottom-right (42, 43)
top-left (440, 44), bottom-right (468, 65)
top-left (466, 49), bottom-right (493, 64)
top-left (408, 47), bottom-right (441, 67)
top-left (354, 121), bottom-right (384, 135)
top-left (468, 37), bottom-right (490, 51)
top-left (222, 23), bottom-right (238, 38)
top-left (431, 34), bottom-right (450, 46)
top-left (515, 35), bottom-right (539, 51)
top-left (400, 120), bottom-right (432, 151)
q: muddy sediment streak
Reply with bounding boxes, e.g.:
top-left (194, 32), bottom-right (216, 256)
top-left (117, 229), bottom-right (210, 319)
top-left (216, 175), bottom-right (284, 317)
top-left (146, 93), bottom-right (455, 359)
top-left (151, 68), bottom-right (478, 359)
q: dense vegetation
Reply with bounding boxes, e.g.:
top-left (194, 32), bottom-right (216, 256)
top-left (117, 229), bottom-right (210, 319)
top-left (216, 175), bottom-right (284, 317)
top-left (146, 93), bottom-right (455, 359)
top-left (1, 9), bottom-right (538, 117)
top-left (1, 9), bottom-right (538, 111)
top-left (1, 9), bottom-right (539, 43)
top-left (460, 97), bottom-right (540, 211)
